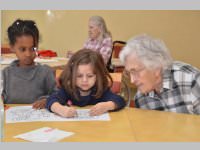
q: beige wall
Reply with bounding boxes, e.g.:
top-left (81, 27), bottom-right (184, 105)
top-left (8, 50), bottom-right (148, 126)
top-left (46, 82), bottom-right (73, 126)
top-left (2, 10), bottom-right (200, 68)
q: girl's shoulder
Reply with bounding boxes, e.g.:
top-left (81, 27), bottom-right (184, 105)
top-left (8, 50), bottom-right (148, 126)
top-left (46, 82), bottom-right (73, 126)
top-left (101, 87), bottom-right (114, 95)
top-left (36, 64), bottom-right (53, 73)
top-left (58, 88), bottom-right (73, 99)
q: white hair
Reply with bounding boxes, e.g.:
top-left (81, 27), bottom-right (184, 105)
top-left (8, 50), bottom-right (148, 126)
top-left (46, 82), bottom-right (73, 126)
top-left (119, 34), bottom-right (173, 70)
top-left (89, 16), bottom-right (111, 40)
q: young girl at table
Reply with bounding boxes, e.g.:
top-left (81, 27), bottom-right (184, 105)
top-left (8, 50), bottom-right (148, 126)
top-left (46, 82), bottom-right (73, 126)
top-left (2, 19), bottom-right (56, 109)
top-left (46, 49), bottom-right (126, 117)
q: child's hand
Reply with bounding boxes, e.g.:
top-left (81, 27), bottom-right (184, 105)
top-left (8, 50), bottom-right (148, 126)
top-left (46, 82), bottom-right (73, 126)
top-left (59, 106), bottom-right (77, 118)
top-left (89, 101), bottom-right (116, 116)
top-left (32, 99), bottom-right (46, 109)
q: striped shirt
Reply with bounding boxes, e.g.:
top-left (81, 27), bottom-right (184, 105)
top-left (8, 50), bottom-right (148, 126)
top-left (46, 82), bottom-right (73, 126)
top-left (134, 61), bottom-right (200, 115)
top-left (83, 37), bottom-right (112, 64)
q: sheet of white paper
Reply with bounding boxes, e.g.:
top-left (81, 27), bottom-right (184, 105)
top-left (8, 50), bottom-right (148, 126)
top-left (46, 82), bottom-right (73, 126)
top-left (34, 58), bottom-right (58, 63)
top-left (6, 106), bottom-right (110, 123)
top-left (14, 127), bottom-right (74, 142)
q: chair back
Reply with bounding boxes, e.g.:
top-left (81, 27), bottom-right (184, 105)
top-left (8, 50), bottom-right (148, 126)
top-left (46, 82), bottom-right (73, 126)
top-left (1, 47), bottom-right (13, 54)
top-left (107, 40), bottom-right (126, 72)
top-left (110, 72), bottom-right (136, 107)
top-left (120, 71), bottom-right (137, 107)
top-left (112, 41), bottom-right (126, 58)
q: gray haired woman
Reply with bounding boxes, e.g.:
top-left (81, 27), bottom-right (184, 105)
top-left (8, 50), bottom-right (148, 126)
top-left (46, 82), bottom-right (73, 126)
top-left (119, 34), bottom-right (200, 115)
top-left (83, 16), bottom-right (112, 64)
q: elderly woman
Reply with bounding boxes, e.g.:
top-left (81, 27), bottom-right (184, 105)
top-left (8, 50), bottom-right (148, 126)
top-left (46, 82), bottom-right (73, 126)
top-left (83, 16), bottom-right (112, 65)
top-left (119, 34), bottom-right (200, 115)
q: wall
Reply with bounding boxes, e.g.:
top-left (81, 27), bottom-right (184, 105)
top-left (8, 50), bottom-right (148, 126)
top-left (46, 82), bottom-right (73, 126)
top-left (2, 10), bottom-right (200, 68)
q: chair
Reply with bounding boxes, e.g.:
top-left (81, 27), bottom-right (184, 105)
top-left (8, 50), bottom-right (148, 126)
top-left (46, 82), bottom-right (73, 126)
top-left (1, 47), bottom-right (13, 54)
top-left (120, 71), bottom-right (137, 107)
top-left (110, 73), bottom-right (122, 94)
top-left (55, 69), bottom-right (63, 88)
top-left (110, 72), bottom-right (136, 107)
top-left (107, 41), bottom-right (126, 73)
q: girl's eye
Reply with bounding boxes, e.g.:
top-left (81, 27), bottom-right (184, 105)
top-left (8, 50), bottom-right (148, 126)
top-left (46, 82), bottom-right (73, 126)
top-left (18, 47), bottom-right (37, 52)
top-left (19, 47), bottom-right (26, 52)
top-left (87, 75), bottom-right (95, 78)
top-left (76, 75), bottom-right (83, 78)
top-left (76, 74), bottom-right (95, 79)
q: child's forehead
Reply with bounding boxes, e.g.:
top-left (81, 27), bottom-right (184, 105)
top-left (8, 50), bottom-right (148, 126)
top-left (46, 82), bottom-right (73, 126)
top-left (77, 63), bottom-right (93, 68)
top-left (76, 63), bottom-right (95, 72)
top-left (14, 35), bottom-right (34, 46)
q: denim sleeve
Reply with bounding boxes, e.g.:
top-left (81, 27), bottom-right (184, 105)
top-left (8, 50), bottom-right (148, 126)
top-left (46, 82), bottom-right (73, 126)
top-left (46, 88), bottom-right (70, 112)
top-left (100, 89), bottom-right (126, 111)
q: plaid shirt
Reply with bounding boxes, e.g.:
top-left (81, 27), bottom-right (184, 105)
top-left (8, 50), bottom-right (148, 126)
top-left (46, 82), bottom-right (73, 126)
top-left (134, 61), bottom-right (200, 115)
top-left (83, 37), bottom-right (112, 64)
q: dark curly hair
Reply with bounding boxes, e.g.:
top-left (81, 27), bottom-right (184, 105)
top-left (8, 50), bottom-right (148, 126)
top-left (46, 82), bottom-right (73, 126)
top-left (7, 19), bottom-right (39, 47)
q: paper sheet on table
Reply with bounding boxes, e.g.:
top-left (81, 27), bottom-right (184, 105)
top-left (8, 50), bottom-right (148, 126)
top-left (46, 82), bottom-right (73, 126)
top-left (34, 58), bottom-right (58, 63)
top-left (14, 127), bottom-right (74, 142)
top-left (6, 106), bottom-right (110, 123)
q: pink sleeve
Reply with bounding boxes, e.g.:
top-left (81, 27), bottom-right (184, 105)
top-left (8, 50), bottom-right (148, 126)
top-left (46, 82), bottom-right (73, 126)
top-left (99, 37), bottom-right (113, 64)
top-left (83, 38), bottom-right (90, 49)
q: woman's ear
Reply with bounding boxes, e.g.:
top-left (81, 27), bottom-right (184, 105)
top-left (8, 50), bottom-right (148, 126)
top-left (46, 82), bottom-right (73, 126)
top-left (155, 67), bottom-right (162, 77)
top-left (97, 25), bottom-right (102, 34)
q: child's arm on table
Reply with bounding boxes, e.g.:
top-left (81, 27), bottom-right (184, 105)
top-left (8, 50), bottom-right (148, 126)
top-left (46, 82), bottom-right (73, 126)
top-left (89, 101), bottom-right (116, 116)
top-left (51, 102), bottom-right (77, 118)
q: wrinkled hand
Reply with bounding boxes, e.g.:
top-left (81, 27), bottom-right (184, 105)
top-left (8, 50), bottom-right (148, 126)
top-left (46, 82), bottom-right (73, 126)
top-left (32, 99), bottom-right (46, 109)
top-left (59, 106), bottom-right (77, 118)
top-left (89, 102), bottom-right (115, 116)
